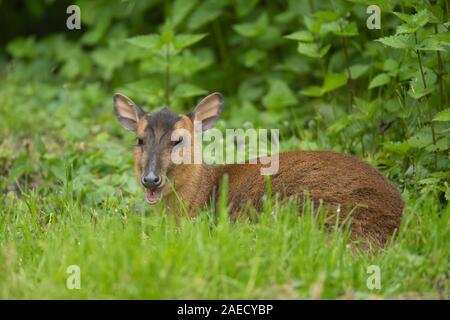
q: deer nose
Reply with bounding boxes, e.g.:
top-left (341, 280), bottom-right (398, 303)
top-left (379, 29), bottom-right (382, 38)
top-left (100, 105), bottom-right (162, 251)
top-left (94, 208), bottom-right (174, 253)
top-left (141, 172), bottom-right (162, 189)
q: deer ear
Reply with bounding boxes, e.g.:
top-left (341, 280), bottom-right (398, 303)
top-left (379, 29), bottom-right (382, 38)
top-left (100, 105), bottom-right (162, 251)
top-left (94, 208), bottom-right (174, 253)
top-left (113, 93), bottom-right (146, 132)
top-left (189, 92), bottom-right (223, 131)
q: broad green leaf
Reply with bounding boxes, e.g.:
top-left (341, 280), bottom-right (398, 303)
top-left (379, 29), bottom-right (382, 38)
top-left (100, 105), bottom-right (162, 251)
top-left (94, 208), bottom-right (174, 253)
top-left (415, 38), bottom-right (445, 52)
top-left (319, 44), bottom-right (331, 57)
top-left (297, 42), bottom-right (330, 58)
top-left (234, 0), bottom-right (259, 17)
top-left (171, 0), bottom-right (198, 27)
top-left (244, 49), bottom-right (266, 68)
top-left (393, 12), bottom-right (414, 24)
top-left (313, 11), bottom-right (337, 21)
top-left (408, 69), bottom-right (437, 99)
top-left (396, 23), bottom-right (420, 35)
top-left (161, 30), bottom-right (175, 44)
top-left (383, 141), bottom-right (412, 155)
top-left (301, 73), bottom-right (347, 97)
top-left (7, 153), bottom-right (34, 186)
top-left (7, 37), bottom-right (37, 58)
top-left (321, 21), bottom-right (341, 35)
top-left (369, 73), bottom-right (391, 89)
top-left (394, 10), bottom-right (436, 34)
top-left (383, 59), bottom-right (399, 73)
top-left (432, 109), bottom-right (450, 122)
top-left (187, 0), bottom-right (226, 30)
top-left (407, 128), bottom-right (433, 149)
top-left (303, 16), bottom-right (321, 34)
top-left (173, 83), bottom-right (207, 98)
top-left (349, 64), bottom-right (370, 79)
top-left (332, 21), bottom-right (359, 37)
top-left (126, 34), bottom-right (161, 50)
top-left (327, 115), bottom-right (353, 135)
top-left (426, 138), bottom-right (448, 152)
top-left (430, 33), bottom-right (450, 46)
top-left (284, 30), bottom-right (314, 42)
top-left (80, 12), bottom-right (111, 45)
top-left (323, 73), bottom-right (347, 92)
top-left (354, 97), bottom-right (379, 119)
top-left (262, 79), bottom-right (298, 110)
top-left (301, 86), bottom-right (324, 97)
top-left (126, 78), bottom-right (163, 97)
top-left (394, 10), bottom-right (431, 28)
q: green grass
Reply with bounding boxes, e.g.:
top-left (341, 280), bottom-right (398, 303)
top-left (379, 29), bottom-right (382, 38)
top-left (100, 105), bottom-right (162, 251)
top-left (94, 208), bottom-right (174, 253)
top-left (1, 186), bottom-right (448, 299)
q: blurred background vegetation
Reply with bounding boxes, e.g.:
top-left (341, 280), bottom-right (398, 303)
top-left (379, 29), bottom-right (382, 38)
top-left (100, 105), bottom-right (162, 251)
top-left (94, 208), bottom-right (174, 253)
top-left (0, 0), bottom-right (448, 207)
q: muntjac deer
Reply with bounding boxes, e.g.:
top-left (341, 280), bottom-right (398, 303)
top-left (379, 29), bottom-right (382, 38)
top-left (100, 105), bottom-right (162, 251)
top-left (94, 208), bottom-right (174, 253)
top-left (114, 92), bottom-right (404, 247)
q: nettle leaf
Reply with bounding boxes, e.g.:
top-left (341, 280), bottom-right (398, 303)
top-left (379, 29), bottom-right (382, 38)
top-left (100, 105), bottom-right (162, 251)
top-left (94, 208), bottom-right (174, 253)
top-left (327, 115), bottom-right (353, 135)
top-left (430, 33), bottom-right (450, 46)
top-left (174, 33), bottom-right (207, 49)
top-left (426, 138), bottom-right (448, 152)
top-left (312, 11), bottom-right (337, 21)
top-left (301, 73), bottom-right (347, 97)
top-left (393, 12), bottom-right (414, 24)
top-left (408, 69), bottom-right (437, 99)
top-left (7, 37), bottom-right (38, 58)
top-left (407, 128), bottom-right (433, 149)
top-left (126, 34), bottom-right (162, 50)
top-left (332, 21), bottom-right (359, 37)
top-left (398, 63), bottom-right (417, 81)
top-left (187, 0), bottom-right (226, 30)
top-left (284, 30), bottom-right (314, 42)
top-left (383, 58), bottom-right (399, 76)
top-left (171, 0), bottom-right (198, 27)
top-left (354, 97), bottom-right (379, 120)
top-left (244, 49), bottom-right (266, 68)
top-left (396, 23), bottom-right (420, 35)
top-left (415, 38), bottom-right (446, 52)
top-left (369, 73), bottom-right (391, 89)
top-left (349, 64), bottom-right (370, 79)
top-left (126, 78), bottom-right (163, 98)
top-left (323, 73), bottom-right (347, 92)
top-left (160, 30), bottom-right (175, 44)
top-left (433, 108), bottom-right (450, 122)
top-left (173, 83), bottom-right (207, 98)
top-left (80, 12), bottom-right (111, 45)
top-left (303, 15), bottom-right (322, 34)
top-left (321, 21), bottom-right (340, 35)
top-left (301, 86), bottom-right (324, 97)
top-left (233, 13), bottom-right (268, 38)
top-left (383, 141), bottom-right (412, 155)
top-left (234, 0), bottom-right (259, 17)
top-left (394, 10), bottom-right (439, 35)
top-left (262, 79), bottom-right (298, 111)
top-left (376, 34), bottom-right (414, 49)
top-left (297, 42), bottom-right (330, 59)
top-left (394, 9), bottom-right (431, 29)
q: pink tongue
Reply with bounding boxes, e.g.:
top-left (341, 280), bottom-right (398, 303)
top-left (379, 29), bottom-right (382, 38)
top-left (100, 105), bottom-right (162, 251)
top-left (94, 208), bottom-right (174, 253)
top-left (146, 189), bottom-right (162, 205)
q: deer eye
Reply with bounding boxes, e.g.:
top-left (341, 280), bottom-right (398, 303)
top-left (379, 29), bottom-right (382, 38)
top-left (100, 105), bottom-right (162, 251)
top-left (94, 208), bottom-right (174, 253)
top-left (173, 136), bottom-right (183, 146)
top-left (137, 138), bottom-right (144, 146)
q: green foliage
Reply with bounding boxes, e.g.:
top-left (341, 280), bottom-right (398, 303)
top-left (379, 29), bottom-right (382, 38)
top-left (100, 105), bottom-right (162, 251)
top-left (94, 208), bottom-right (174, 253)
top-left (0, 0), bottom-right (449, 299)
